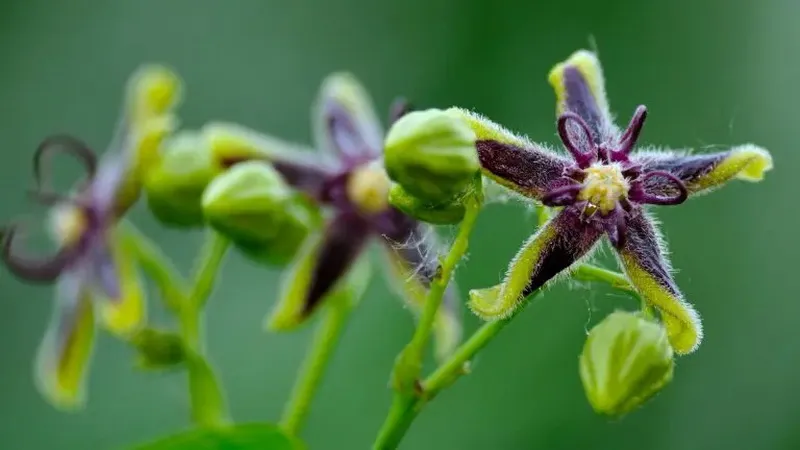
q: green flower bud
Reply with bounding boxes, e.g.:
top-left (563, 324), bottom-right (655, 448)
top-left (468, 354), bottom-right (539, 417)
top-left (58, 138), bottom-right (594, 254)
top-left (130, 328), bottom-right (186, 370)
top-left (580, 310), bottom-right (674, 417)
top-left (388, 183), bottom-right (466, 225)
top-left (143, 131), bottom-right (220, 227)
top-left (384, 108), bottom-right (479, 204)
top-left (202, 161), bottom-right (321, 266)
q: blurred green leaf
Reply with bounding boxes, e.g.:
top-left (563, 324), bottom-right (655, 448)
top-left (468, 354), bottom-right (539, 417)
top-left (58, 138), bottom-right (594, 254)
top-left (131, 423), bottom-right (305, 450)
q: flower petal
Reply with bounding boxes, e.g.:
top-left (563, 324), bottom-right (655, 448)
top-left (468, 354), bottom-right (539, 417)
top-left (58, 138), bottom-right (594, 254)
top-left (377, 216), bottom-right (462, 361)
top-left (469, 208), bottom-right (602, 320)
top-left (633, 145), bottom-right (773, 196)
top-left (448, 108), bottom-right (571, 200)
top-left (312, 72), bottom-right (384, 161)
top-left (615, 212), bottom-right (702, 355)
top-left (202, 122), bottom-right (335, 199)
top-left (35, 268), bottom-right (96, 409)
top-left (548, 50), bottom-right (616, 143)
top-left (94, 234), bottom-right (146, 336)
top-left (267, 213), bottom-right (371, 331)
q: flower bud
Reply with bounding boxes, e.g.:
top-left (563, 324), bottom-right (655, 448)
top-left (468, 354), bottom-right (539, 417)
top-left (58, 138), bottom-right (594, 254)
top-left (388, 184), bottom-right (466, 225)
top-left (384, 108), bottom-right (479, 204)
top-left (580, 311), bottom-right (674, 417)
top-left (130, 328), bottom-right (185, 370)
top-left (202, 161), bottom-right (321, 266)
top-left (143, 131), bottom-right (221, 227)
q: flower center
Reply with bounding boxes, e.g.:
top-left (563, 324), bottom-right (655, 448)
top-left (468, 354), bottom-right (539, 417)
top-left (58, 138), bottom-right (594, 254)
top-left (49, 203), bottom-right (89, 246)
top-left (346, 163), bottom-right (391, 214)
top-left (577, 164), bottom-right (629, 214)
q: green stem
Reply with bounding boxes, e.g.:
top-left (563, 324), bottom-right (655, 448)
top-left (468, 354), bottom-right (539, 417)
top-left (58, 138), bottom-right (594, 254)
top-left (181, 230), bottom-right (231, 428)
top-left (374, 194), bottom-right (482, 450)
top-left (372, 293), bottom-right (537, 450)
top-left (118, 223), bottom-right (231, 428)
top-left (373, 259), bottom-right (640, 448)
top-left (572, 264), bottom-right (634, 292)
top-left (117, 221), bottom-right (186, 312)
top-left (391, 195), bottom-right (482, 392)
top-left (281, 299), bottom-right (351, 436)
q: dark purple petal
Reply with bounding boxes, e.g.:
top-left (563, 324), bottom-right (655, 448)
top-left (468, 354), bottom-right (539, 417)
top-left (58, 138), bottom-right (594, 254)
top-left (314, 74), bottom-right (384, 163)
top-left (629, 170), bottom-right (688, 206)
top-left (520, 208), bottom-right (604, 298)
top-left (476, 140), bottom-right (571, 201)
top-left (631, 146), bottom-right (772, 196)
top-left (1, 223), bottom-right (81, 283)
top-left (614, 212), bottom-right (701, 355)
top-left (272, 160), bottom-right (336, 201)
top-left (302, 212), bottom-right (371, 315)
top-left (562, 67), bottom-right (605, 141)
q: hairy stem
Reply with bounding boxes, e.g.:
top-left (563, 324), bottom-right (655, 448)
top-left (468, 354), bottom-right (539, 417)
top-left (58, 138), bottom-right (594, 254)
top-left (281, 299), bottom-right (351, 436)
top-left (374, 193), bottom-right (482, 450)
top-left (372, 255), bottom-right (636, 448)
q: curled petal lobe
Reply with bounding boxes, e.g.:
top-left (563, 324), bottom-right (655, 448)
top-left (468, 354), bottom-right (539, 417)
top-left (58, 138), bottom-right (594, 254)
top-left (634, 145), bottom-right (772, 196)
top-left (95, 236), bottom-right (145, 336)
top-left (378, 221), bottom-right (462, 361)
top-left (36, 268), bottom-right (96, 409)
top-left (313, 72), bottom-right (384, 161)
top-left (33, 135), bottom-right (97, 194)
top-left (615, 212), bottom-right (702, 354)
top-left (267, 213), bottom-right (370, 331)
top-left (469, 209), bottom-right (602, 320)
top-left (202, 122), bottom-right (334, 197)
top-left (3, 221), bottom-right (79, 283)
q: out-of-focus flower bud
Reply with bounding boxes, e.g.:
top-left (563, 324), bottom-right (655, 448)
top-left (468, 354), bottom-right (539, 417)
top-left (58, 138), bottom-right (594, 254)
top-left (143, 131), bottom-right (221, 227)
top-left (580, 310), bottom-right (675, 417)
top-left (384, 108), bottom-right (479, 204)
top-left (388, 184), bottom-right (466, 225)
top-left (202, 161), bottom-right (321, 266)
top-left (130, 327), bottom-right (186, 370)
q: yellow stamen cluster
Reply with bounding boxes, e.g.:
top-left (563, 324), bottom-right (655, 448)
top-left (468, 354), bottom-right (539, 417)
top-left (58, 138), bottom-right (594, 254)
top-left (49, 204), bottom-right (88, 246)
top-left (347, 163), bottom-right (391, 214)
top-left (577, 164), bottom-right (629, 214)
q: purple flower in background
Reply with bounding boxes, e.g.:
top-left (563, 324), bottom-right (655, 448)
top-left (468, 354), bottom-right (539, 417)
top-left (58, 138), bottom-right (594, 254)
top-left (0, 65), bottom-right (181, 408)
top-left (465, 50), bottom-right (772, 355)
top-left (204, 74), bottom-right (461, 360)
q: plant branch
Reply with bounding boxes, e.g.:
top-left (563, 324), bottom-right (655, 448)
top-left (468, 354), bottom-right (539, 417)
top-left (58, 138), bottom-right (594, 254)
top-left (280, 298), bottom-right (351, 436)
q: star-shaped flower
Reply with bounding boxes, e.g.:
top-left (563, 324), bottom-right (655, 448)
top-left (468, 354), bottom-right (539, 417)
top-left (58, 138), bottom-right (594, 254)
top-left (464, 50), bottom-right (772, 354)
top-left (1, 65), bottom-right (182, 408)
top-left (203, 74), bottom-right (461, 360)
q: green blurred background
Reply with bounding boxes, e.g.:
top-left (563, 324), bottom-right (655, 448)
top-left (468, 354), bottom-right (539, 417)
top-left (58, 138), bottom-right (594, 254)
top-left (1, 0), bottom-right (797, 449)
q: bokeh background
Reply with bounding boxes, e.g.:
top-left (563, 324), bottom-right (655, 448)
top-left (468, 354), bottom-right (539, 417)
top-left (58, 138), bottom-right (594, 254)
top-left (1, 0), bottom-right (798, 449)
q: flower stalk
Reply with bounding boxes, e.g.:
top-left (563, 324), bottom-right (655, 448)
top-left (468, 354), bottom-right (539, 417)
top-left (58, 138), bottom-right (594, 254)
top-left (280, 297), bottom-right (351, 436)
top-left (120, 224), bottom-right (230, 428)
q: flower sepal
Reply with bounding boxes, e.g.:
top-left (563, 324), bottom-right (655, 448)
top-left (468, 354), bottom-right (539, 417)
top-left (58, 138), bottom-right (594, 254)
top-left (130, 327), bottom-right (186, 371)
top-left (202, 161), bottom-right (321, 267)
top-left (384, 108), bottom-right (479, 205)
top-left (143, 130), bottom-right (221, 227)
top-left (388, 183), bottom-right (467, 225)
top-left (580, 310), bottom-right (674, 417)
